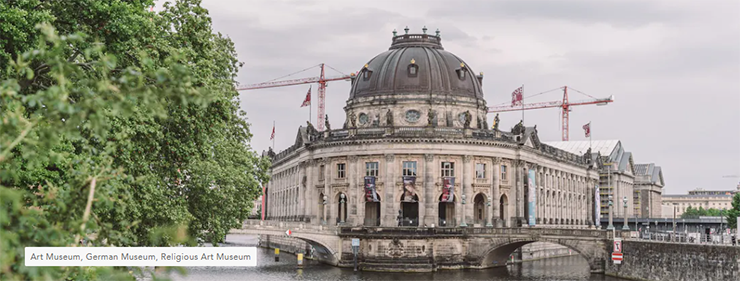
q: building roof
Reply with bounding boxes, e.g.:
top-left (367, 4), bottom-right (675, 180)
top-left (349, 32), bottom-right (484, 100)
top-left (544, 140), bottom-right (619, 156)
top-left (635, 163), bottom-right (665, 186)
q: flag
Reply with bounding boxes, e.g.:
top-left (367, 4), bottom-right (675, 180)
top-left (301, 86), bottom-right (311, 107)
top-left (270, 125), bottom-right (275, 140)
top-left (511, 86), bottom-right (523, 106)
top-left (583, 122), bottom-right (591, 137)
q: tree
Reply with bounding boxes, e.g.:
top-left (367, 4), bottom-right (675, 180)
top-left (727, 193), bottom-right (740, 230)
top-left (1, 0), bottom-right (267, 279)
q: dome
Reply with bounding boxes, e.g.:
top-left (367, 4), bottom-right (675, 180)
top-left (349, 31), bottom-right (484, 100)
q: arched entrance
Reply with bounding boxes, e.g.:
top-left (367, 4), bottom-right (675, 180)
top-left (336, 193), bottom-right (347, 224)
top-left (364, 199), bottom-right (381, 227)
top-left (438, 194), bottom-right (456, 227)
top-left (474, 193), bottom-right (486, 226)
top-left (499, 194), bottom-right (508, 227)
top-left (400, 193), bottom-right (419, 226)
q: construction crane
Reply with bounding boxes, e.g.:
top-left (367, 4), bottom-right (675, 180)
top-left (236, 63), bottom-right (355, 131)
top-left (488, 86), bottom-right (614, 141)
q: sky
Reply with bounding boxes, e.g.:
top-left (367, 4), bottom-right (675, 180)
top-left (184, 0), bottom-right (738, 194)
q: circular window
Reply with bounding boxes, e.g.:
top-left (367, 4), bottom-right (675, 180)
top-left (359, 113), bottom-right (368, 125)
top-left (405, 110), bottom-right (420, 123)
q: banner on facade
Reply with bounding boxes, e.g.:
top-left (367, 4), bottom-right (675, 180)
top-left (402, 176), bottom-right (417, 202)
top-left (364, 176), bottom-right (379, 202)
top-left (441, 177), bottom-right (455, 202)
top-left (595, 184), bottom-right (601, 226)
top-left (527, 169), bottom-right (537, 226)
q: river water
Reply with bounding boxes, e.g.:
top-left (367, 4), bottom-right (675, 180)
top-left (168, 234), bottom-right (627, 281)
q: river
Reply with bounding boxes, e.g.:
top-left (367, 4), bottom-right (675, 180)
top-left (167, 234), bottom-right (628, 281)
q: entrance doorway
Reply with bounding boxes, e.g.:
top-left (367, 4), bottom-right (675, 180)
top-left (438, 194), bottom-right (456, 227)
top-left (364, 202), bottom-right (381, 226)
top-left (400, 194), bottom-right (419, 226)
top-left (474, 193), bottom-right (486, 226)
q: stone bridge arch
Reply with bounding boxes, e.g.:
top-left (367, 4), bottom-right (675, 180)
top-left (291, 233), bottom-right (341, 266)
top-left (472, 236), bottom-right (607, 273)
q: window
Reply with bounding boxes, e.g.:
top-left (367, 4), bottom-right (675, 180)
top-left (403, 161), bottom-right (417, 176)
top-left (501, 165), bottom-right (507, 181)
top-left (408, 64), bottom-right (418, 77)
top-left (337, 163), bottom-right (346, 179)
top-left (476, 163), bottom-right (486, 179)
top-left (319, 165), bottom-right (325, 181)
top-left (405, 110), bottom-right (421, 123)
top-left (441, 162), bottom-right (455, 178)
top-left (363, 70), bottom-right (373, 80)
top-left (366, 162), bottom-right (379, 177)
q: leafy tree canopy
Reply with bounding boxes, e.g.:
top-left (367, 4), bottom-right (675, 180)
top-left (0, 0), bottom-right (270, 280)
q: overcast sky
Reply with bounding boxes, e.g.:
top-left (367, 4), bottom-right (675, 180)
top-left (188, 0), bottom-right (739, 194)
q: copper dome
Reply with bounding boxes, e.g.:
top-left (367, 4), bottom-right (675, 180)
top-left (349, 31), bottom-right (484, 100)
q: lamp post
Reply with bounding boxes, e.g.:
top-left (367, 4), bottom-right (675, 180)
top-left (322, 195), bottom-right (328, 225)
top-left (460, 194), bottom-right (467, 227)
top-left (607, 195), bottom-right (614, 230)
top-left (622, 196), bottom-right (630, 230)
top-left (339, 194), bottom-right (346, 224)
top-left (486, 199), bottom-right (493, 227)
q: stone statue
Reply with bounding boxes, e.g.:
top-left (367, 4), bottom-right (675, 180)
top-left (306, 121), bottom-right (316, 134)
top-left (385, 109), bottom-right (394, 126)
top-left (511, 120), bottom-right (524, 135)
top-left (372, 113), bottom-right (380, 127)
top-left (492, 113), bottom-right (500, 131)
top-left (325, 114), bottom-right (331, 131)
top-left (463, 110), bottom-right (472, 128)
top-left (427, 108), bottom-right (436, 126)
top-left (349, 111), bottom-right (357, 128)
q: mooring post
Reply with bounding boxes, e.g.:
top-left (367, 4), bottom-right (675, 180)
top-left (297, 253), bottom-right (303, 268)
top-left (275, 248), bottom-right (280, 262)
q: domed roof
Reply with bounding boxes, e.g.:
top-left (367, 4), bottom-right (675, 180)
top-left (349, 30), bottom-right (484, 100)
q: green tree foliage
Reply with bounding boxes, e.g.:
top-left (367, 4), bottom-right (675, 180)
top-left (0, 0), bottom-right (269, 280)
top-left (726, 194), bottom-right (740, 230)
top-left (680, 206), bottom-right (727, 219)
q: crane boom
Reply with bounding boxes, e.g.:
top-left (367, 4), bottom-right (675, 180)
top-left (236, 75), bottom-right (351, 91)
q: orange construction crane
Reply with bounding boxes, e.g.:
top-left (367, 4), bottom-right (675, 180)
top-left (236, 63), bottom-right (355, 131)
top-left (487, 86), bottom-right (614, 141)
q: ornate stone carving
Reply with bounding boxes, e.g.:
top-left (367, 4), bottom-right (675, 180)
top-left (482, 118), bottom-right (488, 130)
top-left (511, 120), bottom-right (524, 135)
top-left (349, 111), bottom-right (357, 128)
top-left (493, 113), bottom-right (500, 131)
top-left (324, 114), bottom-right (331, 131)
top-left (464, 110), bottom-right (472, 128)
top-left (491, 157), bottom-right (501, 164)
top-left (463, 155), bottom-right (472, 163)
top-left (427, 108), bottom-right (436, 127)
top-left (372, 113), bottom-right (380, 127)
top-left (385, 109), bottom-right (394, 126)
top-left (476, 116), bottom-right (483, 129)
top-left (306, 121), bottom-right (317, 135)
top-left (386, 238), bottom-right (405, 258)
top-left (424, 154), bottom-right (434, 162)
top-left (385, 154), bottom-right (395, 162)
top-left (348, 155), bottom-right (359, 162)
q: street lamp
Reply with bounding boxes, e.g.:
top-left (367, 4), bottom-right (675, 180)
top-left (322, 195), bottom-right (328, 225)
top-left (622, 196), bottom-right (630, 230)
top-left (486, 199), bottom-right (493, 227)
top-left (607, 195), bottom-right (614, 230)
top-left (460, 194), bottom-right (468, 227)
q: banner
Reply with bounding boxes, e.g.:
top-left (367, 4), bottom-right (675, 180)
top-left (527, 169), bottom-right (536, 226)
top-left (595, 184), bottom-right (601, 226)
top-left (364, 176), bottom-right (379, 202)
top-left (441, 177), bottom-right (455, 202)
top-left (402, 176), bottom-right (417, 202)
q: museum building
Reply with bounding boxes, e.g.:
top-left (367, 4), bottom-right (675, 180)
top-left (262, 29), bottom-right (602, 229)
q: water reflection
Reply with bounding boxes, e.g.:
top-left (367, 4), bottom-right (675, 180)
top-left (170, 235), bottom-right (626, 281)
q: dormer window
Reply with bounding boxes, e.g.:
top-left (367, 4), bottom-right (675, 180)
top-left (408, 58), bottom-right (418, 77)
top-left (363, 69), bottom-right (373, 80)
top-left (457, 62), bottom-right (467, 80)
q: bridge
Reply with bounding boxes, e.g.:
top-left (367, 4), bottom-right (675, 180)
top-left (233, 219), bottom-right (614, 272)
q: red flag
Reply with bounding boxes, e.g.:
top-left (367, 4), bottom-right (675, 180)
top-left (270, 125), bottom-right (275, 140)
top-left (301, 86), bottom-right (311, 107)
top-left (511, 86), bottom-right (523, 106)
top-left (583, 122), bottom-right (591, 137)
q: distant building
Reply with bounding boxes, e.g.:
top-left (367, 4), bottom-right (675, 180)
top-left (545, 140), bottom-right (636, 220)
top-left (662, 186), bottom-right (739, 217)
top-left (251, 195), bottom-right (263, 217)
top-left (633, 163), bottom-right (664, 218)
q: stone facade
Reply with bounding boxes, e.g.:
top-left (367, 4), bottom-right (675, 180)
top-left (633, 163), bottom-right (664, 218)
top-left (662, 187), bottom-right (739, 217)
top-left (605, 240), bottom-right (740, 281)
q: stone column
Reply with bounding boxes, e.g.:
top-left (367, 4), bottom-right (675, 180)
top-left (306, 159), bottom-right (315, 223)
top-left (424, 154), bottom-right (436, 226)
top-left (491, 157), bottom-right (501, 227)
top-left (298, 164), bottom-right (305, 221)
top-left (383, 154), bottom-right (396, 227)
top-left (348, 155), bottom-right (358, 225)
top-left (462, 155), bottom-right (473, 227)
top-left (516, 160), bottom-right (527, 227)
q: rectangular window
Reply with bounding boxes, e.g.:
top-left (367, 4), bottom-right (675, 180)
top-left (476, 163), bottom-right (486, 179)
top-left (366, 162), bottom-right (379, 177)
top-left (319, 165), bottom-right (325, 181)
top-left (402, 161), bottom-right (417, 177)
top-left (441, 162), bottom-right (455, 178)
top-left (337, 163), bottom-right (346, 179)
top-left (501, 165), bottom-right (507, 181)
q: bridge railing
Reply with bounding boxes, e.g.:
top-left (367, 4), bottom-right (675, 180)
top-left (337, 226), bottom-right (609, 239)
top-left (242, 219), bottom-right (336, 232)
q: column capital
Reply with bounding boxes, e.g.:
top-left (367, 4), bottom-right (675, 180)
top-left (516, 160), bottom-right (526, 167)
top-left (424, 153), bottom-right (434, 162)
top-left (299, 161), bottom-right (308, 168)
top-left (385, 154), bottom-right (395, 162)
top-left (491, 156), bottom-right (501, 164)
top-left (349, 155), bottom-right (359, 162)
top-left (463, 155), bottom-right (473, 163)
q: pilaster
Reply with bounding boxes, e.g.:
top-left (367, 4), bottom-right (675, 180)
top-left (424, 153), bottom-right (436, 226)
top-left (491, 157), bottom-right (501, 227)
top-left (383, 153), bottom-right (396, 227)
